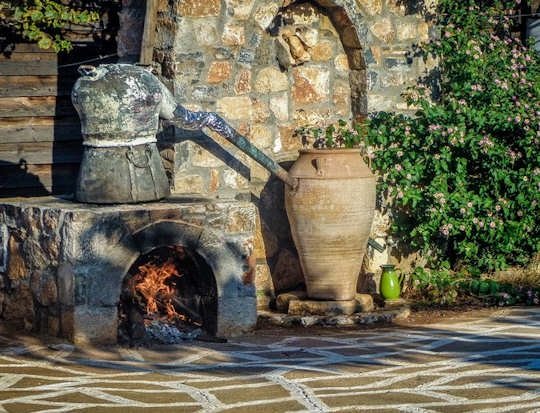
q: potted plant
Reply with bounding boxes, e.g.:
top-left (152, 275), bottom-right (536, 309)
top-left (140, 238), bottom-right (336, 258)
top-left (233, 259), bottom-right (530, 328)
top-left (285, 120), bottom-right (376, 301)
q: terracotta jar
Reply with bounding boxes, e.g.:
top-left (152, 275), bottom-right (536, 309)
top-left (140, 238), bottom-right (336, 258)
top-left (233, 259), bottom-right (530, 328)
top-left (285, 149), bottom-right (376, 301)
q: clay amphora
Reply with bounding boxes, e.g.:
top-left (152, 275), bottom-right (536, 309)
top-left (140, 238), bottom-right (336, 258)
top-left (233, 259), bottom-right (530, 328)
top-left (285, 149), bottom-right (376, 300)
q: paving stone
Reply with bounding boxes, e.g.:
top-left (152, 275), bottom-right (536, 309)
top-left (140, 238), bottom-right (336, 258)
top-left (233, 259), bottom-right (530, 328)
top-left (213, 384), bottom-right (291, 403)
top-left (0, 308), bottom-right (537, 411)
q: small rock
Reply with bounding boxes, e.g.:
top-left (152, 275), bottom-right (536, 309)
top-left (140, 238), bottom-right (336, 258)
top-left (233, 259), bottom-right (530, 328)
top-left (288, 299), bottom-right (356, 316)
top-left (355, 293), bottom-right (374, 312)
top-left (276, 290), bottom-right (307, 313)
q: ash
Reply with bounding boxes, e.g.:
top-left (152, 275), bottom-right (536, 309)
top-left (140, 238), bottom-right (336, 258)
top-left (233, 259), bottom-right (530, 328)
top-left (145, 320), bottom-right (202, 344)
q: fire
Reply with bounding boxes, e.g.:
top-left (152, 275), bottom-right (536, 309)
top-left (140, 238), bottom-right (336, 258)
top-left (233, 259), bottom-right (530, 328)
top-left (131, 258), bottom-right (181, 319)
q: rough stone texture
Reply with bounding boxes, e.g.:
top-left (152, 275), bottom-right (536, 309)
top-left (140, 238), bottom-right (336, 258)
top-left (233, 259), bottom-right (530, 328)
top-left (0, 197), bottom-right (256, 343)
top-left (288, 299), bottom-right (357, 316)
top-left (258, 304), bottom-right (410, 327)
top-left (275, 290), bottom-right (307, 313)
top-left (116, 0), bottom-right (437, 311)
top-left (254, 67), bottom-right (288, 93)
top-left (207, 61), bottom-right (232, 83)
top-left (355, 293), bottom-right (374, 312)
top-left (292, 67), bottom-right (330, 104)
top-left (177, 0), bottom-right (221, 17)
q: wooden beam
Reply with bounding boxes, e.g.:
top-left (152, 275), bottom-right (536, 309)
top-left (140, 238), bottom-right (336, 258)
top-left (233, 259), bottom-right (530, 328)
top-left (0, 96), bottom-right (77, 117)
top-left (0, 141), bottom-right (82, 165)
top-left (140, 0), bottom-right (158, 65)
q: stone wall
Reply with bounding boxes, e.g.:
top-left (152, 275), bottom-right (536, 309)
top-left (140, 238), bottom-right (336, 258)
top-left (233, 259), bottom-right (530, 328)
top-left (124, 0), bottom-right (435, 306)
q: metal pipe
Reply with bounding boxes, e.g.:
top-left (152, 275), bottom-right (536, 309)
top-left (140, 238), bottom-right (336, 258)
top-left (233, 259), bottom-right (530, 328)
top-left (170, 106), bottom-right (298, 189)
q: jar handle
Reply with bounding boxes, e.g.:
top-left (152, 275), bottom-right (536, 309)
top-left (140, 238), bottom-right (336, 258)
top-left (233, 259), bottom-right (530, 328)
top-left (314, 157), bottom-right (327, 176)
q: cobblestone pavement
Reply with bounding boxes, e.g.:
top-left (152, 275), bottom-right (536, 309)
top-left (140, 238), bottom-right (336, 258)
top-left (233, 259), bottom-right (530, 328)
top-left (0, 308), bottom-right (539, 412)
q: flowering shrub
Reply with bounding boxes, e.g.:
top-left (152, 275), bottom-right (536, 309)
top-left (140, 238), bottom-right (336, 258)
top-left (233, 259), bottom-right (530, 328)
top-left (295, 120), bottom-right (366, 149)
top-left (366, 0), bottom-right (539, 272)
top-left (0, 1), bottom-right (99, 51)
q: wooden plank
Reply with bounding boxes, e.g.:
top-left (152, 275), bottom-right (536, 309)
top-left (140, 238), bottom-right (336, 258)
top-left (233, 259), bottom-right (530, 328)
top-left (0, 123), bottom-right (82, 144)
top-left (0, 60), bottom-right (59, 76)
top-left (0, 185), bottom-right (73, 198)
top-left (1, 43), bottom-right (56, 54)
top-left (0, 52), bottom-right (57, 62)
top-left (0, 141), bottom-right (82, 165)
top-left (0, 163), bottom-right (78, 189)
top-left (0, 96), bottom-right (77, 118)
top-left (0, 75), bottom-right (56, 97)
top-left (0, 75), bottom-right (78, 97)
top-left (140, 0), bottom-right (158, 65)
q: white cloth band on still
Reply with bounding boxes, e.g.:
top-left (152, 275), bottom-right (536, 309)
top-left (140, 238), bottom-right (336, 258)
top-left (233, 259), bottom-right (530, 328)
top-left (82, 134), bottom-right (157, 147)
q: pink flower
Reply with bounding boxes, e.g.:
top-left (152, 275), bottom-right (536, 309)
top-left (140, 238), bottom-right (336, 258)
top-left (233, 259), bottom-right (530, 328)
top-left (395, 164), bottom-right (402, 171)
top-left (479, 221), bottom-right (485, 228)
top-left (489, 221), bottom-right (496, 228)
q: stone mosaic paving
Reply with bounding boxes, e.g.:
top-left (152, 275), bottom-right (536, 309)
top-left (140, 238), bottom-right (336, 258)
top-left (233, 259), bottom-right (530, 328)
top-left (0, 308), bottom-right (539, 412)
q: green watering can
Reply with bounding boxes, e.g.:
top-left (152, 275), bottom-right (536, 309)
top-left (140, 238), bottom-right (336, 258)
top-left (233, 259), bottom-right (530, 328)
top-left (379, 264), bottom-right (404, 300)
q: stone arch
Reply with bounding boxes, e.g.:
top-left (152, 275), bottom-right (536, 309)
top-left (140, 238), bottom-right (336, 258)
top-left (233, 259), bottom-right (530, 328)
top-left (277, 0), bottom-right (368, 119)
top-left (128, 220), bottom-right (256, 337)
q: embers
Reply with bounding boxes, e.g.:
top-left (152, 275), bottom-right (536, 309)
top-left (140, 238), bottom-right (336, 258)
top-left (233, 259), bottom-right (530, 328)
top-left (118, 246), bottom-right (218, 345)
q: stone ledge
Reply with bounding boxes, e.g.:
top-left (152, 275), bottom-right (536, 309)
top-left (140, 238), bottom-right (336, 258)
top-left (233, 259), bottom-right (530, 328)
top-left (257, 305), bottom-right (410, 328)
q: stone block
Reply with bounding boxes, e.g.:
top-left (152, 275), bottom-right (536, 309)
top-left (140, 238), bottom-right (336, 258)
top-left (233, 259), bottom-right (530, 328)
top-left (216, 96), bottom-right (253, 120)
top-left (48, 315), bottom-right (60, 337)
top-left (222, 23), bottom-right (245, 46)
top-left (226, 0), bottom-right (255, 20)
top-left (30, 270), bottom-right (57, 307)
top-left (254, 67), bottom-right (288, 93)
top-left (249, 124), bottom-right (274, 148)
top-left (173, 174), bottom-right (206, 194)
top-left (270, 93), bottom-right (289, 122)
top-left (177, 0), bottom-right (221, 17)
top-left (395, 19), bottom-right (418, 42)
top-left (57, 306), bottom-right (73, 334)
top-left (334, 54), bottom-right (349, 73)
top-left (7, 237), bottom-right (28, 280)
top-left (73, 306), bottom-right (119, 345)
top-left (292, 67), bottom-right (329, 104)
top-left (253, 3), bottom-right (280, 30)
top-left (251, 99), bottom-right (271, 123)
top-left (341, 25), bottom-right (362, 48)
top-left (387, 1), bottom-right (406, 16)
top-left (217, 296), bottom-right (257, 336)
top-left (56, 263), bottom-right (75, 306)
top-left (275, 290), bottom-right (307, 313)
top-left (207, 61), bottom-right (232, 83)
top-left (370, 17), bottom-right (396, 43)
top-left (255, 263), bottom-right (274, 292)
top-left (288, 299), bottom-right (357, 316)
top-left (234, 70), bottom-right (252, 94)
top-left (283, 3), bottom-right (319, 25)
top-left (226, 205), bottom-right (257, 233)
top-left (355, 293), bottom-right (374, 312)
top-left (223, 169), bottom-right (249, 190)
top-left (319, 15), bottom-right (339, 37)
top-left (357, 0), bottom-right (383, 16)
top-left (193, 19), bottom-right (219, 46)
top-left (2, 284), bottom-right (33, 321)
top-left (310, 40), bottom-right (334, 61)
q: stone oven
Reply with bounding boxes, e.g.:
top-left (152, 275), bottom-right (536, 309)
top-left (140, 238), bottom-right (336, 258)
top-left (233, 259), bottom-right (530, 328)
top-left (0, 198), bottom-right (256, 344)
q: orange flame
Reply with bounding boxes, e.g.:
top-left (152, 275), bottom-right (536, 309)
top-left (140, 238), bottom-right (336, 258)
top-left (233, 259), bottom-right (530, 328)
top-left (133, 258), bottom-right (181, 319)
